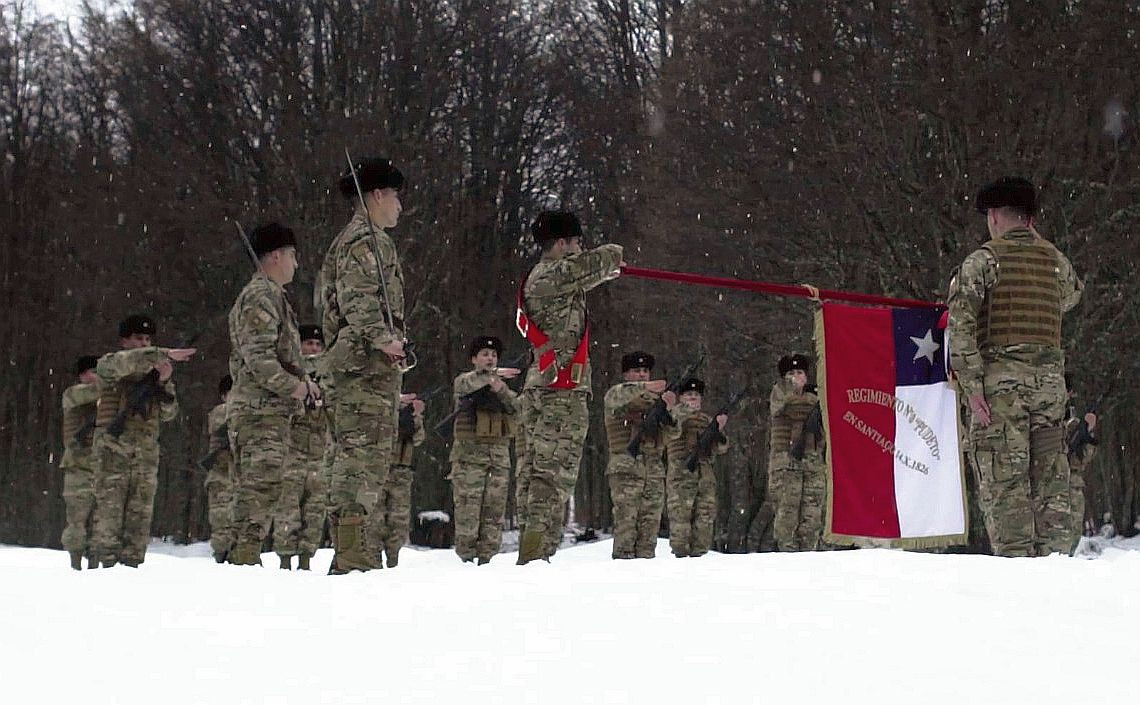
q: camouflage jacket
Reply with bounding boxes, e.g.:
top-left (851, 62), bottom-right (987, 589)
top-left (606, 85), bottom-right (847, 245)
top-left (227, 272), bottom-right (304, 417)
top-left (318, 211), bottom-right (405, 375)
top-left (95, 347), bottom-right (179, 439)
top-left (521, 243), bottom-right (623, 393)
top-left (666, 402), bottom-right (729, 470)
top-left (60, 382), bottom-right (99, 468)
top-left (948, 227), bottom-right (1082, 399)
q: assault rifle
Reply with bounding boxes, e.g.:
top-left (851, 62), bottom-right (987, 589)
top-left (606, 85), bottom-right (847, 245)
top-left (399, 384), bottom-right (446, 443)
top-left (790, 402), bottom-right (824, 461)
top-left (198, 425), bottom-right (230, 471)
top-left (433, 353), bottom-right (526, 439)
top-left (627, 354), bottom-right (705, 459)
top-left (685, 388), bottom-right (748, 472)
top-left (102, 332), bottom-right (198, 438)
top-left (1067, 393), bottom-right (1105, 461)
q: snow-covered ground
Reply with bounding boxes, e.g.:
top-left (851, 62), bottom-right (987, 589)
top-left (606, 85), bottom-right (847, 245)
top-left (4, 537), bottom-right (1140, 705)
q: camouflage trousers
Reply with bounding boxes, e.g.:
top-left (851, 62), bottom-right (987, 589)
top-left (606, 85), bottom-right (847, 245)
top-left (517, 389), bottom-right (589, 562)
top-left (90, 432), bottom-right (160, 566)
top-left (204, 459), bottom-right (235, 560)
top-left (513, 395), bottom-right (530, 529)
top-left (450, 443), bottom-right (511, 562)
top-left (666, 460), bottom-right (717, 557)
top-left (228, 413), bottom-right (290, 564)
top-left (771, 453), bottom-right (826, 552)
top-left (970, 357), bottom-right (1070, 557)
top-left (370, 464), bottom-right (413, 566)
top-left (606, 452), bottom-right (666, 559)
top-left (327, 369), bottom-right (400, 521)
top-left (60, 455), bottom-right (97, 556)
top-left (273, 453), bottom-right (327, 560)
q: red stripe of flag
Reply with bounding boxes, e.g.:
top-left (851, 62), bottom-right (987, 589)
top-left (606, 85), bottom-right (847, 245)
top-left (823, 303), bottom-right (901, 538)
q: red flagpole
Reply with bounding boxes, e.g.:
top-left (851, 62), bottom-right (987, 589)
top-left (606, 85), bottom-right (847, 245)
top-left (619, 266), bottom-right (942, 310)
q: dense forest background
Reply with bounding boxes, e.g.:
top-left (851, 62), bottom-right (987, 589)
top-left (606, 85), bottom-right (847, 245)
top-left (3, 0), bottom-right (1138, 550)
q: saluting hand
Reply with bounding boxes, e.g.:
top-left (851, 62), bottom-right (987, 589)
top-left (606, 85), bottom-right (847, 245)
top-left (645, 380), bottom-right (668, 394)
top-left (400, 393), bottom-right (418, 405)
top-left (155, 360), bottom-right (174, 382)
top-left (167, 348), bottom-right (197, 362)
top-left (495, 367), bottom-right (522, 379)
top-left (1085, 412), bottom-right (1097, 433)
top-left (412, 399), bottom-right (425, 416)
top-left (661, 391), bottom-right (677, 408)
top-left (969, 394), bottom-right (991, 427)
top-left (716, 414), bottom-right (728, 431)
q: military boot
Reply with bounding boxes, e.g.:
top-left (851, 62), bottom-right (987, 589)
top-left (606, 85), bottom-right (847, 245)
top-left (385, 549), bottom-right (399, 568)
top-left (297, 554), bottom-right (311, 571)
top-left (279, 554), bottom-right (292, 570)
top-left (516, 529), bottom-right (546, 565)
top-left (69, 551), bottom-right (83, 571)
top-left (227, 543), bottom-right (262, 566)
top-left (329, 514), bottom-right (380, 574)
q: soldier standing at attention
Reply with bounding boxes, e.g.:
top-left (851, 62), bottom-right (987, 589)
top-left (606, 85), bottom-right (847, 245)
top-left (768, 354), bottom-right (826, 551)
top-left (273, 324), bottom-right (331, 570)
top-left (90, 315), bottom-right (195, 568)
top-left (515, 211), bottom-right (623, 564)
top-left (948, 177), bottom-right (1083, 557)
top-left (318, 157), bottom-right (408, 574)
top-left (60, 355), bottom-right (102, 570)
top-left (664, 377), bottom-right (729, 558)
top-left (371, 391), bottom-right (424, 568)
top-left (448, 336), bottom-right (521, 564)
top-left (227, 223), bottom-right (316, 566)
top-left (203, 375), bottom-right (235, 563)
top-left (603, 351), bottom-right (671, 559)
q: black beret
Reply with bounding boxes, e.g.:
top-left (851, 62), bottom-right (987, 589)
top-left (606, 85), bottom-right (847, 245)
top-left (778, 354), bottom-right (811, 376)
top-left (621, 351), bottom-right (655, 372)
top-left (219, 374), bottom-right (233, 396)
top-left (299, 324), bottom-right (324, 343)
top-left (76, 355), bottom-right (100, 375)
top-left (468, 336), bottom-right (503, 358)
top-left (249, 222), bottom-right (297, 258)
top-left (339, 157), bottom-right (405, 200)
top-left (678, 377), bottom-right (705, 395)
top-left (118, 314), bottom-right (155, 338)
top-left (531, 210), bottom-right (582, 243)
top-left (975, 177), bottom-right (1037, 216)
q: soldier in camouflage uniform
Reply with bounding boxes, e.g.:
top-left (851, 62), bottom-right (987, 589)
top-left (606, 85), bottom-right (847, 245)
top-left (1063, 374), bottom-right (1099, 539)
top-left (273, 324), bottom-right (331, 570)
top-left (768, 354), bottom-right (827, 552)
top-left (948, 177), bottom-right (1083, 557)
top-left (665, 378), bottom-right (729, 558)
top-left (515, 211), bottom-right (623, 564)
top-left (227, 223), bottom-right (316, 567)
top-left (318, 157), bottom-right (408, 574)
top-left (371, 392), bottom-right (424, 568)
top-left (90, 315), bottom-right (195, 567)
top-left (448, 336), bottom-right (521, 564)
top-left (603, 351), bottom-right (671, 559)
top-left (203, 375), bottom-right (235, 563)
top-left (60, 355), bottom-right (102, 570)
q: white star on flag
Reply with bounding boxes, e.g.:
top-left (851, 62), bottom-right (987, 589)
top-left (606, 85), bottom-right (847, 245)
top-left (909, 329), bottom-right (940, 364)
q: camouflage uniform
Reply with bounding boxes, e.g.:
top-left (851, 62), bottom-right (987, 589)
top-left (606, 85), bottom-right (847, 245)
top-left (948, 227), bottom-right (1082, 557)
top-left (603, 382), bottom-right (666, 559)
top-left (768, 380), bottom-right (826, 551)
top-left (665, 403), bottom-right (728, 557)
top-left (90, 348), bottom-right (179, 566)
top-left (448, 370), bottom-right (518, 563)
top-left (227, 272), bottom-right (305, 566)
top-left (318, 211), bottom-right (405, 572)
top-left (273, 354), bottom-right (330, 569)
top-left (203, 403), bottom-right (235, 562)
top-left (517, 243), bottom-right (623, 563)
top-left (60, 382), bottom-right (100, 565)
top-left (514, 393), bottom-right (531, 530)
top-left (371, 403), bottom-right (424, 567)
top-left (1064, 410), bottom-right (1098, 538)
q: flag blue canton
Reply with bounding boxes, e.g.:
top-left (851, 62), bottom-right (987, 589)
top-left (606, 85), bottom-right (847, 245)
top-left (892, 308), bottom-right (948, 387)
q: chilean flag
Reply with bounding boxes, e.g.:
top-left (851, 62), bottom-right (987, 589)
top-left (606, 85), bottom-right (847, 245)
top-left (818, 302), bottom-right (966, 544)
